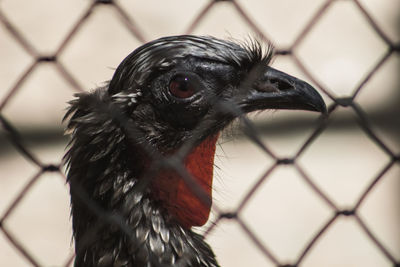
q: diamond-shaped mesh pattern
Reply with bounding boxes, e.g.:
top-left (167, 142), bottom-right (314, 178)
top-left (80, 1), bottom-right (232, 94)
top-left (0, 0), bottom-right (399, 266)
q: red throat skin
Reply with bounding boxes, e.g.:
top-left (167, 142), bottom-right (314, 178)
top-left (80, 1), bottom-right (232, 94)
top-left (151, 134), bottom-right (219, 228)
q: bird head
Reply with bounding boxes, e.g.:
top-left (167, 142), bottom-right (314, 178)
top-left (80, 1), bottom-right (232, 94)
top-left (65, 35), bottom-right (325, 233)
top-left (108, 36), bottom-right (325, 149)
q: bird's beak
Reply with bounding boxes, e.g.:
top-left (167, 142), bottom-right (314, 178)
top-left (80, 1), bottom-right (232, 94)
top-left (238, 66), bottom-right (326, 114)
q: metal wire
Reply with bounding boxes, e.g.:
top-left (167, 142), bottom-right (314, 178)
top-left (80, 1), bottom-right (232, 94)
top-left (0, 0), bottom-right (399, 266)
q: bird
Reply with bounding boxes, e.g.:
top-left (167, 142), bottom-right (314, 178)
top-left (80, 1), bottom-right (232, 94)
top-left (63, 35), bottom-right (326, 267)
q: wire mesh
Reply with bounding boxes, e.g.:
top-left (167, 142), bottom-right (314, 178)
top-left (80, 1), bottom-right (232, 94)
top-left (0, 0), bottom-right (399, 266)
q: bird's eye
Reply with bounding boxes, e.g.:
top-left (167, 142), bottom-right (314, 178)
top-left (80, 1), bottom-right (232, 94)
top-left (169, 75), bottom-right (197, 99)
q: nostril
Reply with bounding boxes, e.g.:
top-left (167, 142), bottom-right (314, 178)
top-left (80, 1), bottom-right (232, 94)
top-left (270, 78), bottom-right (293, 91)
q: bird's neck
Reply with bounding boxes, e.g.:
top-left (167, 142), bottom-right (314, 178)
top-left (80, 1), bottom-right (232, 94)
top-left (68, 134), bottom-right (220, 266)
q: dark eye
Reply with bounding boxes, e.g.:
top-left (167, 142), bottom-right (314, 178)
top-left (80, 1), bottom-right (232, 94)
top-left (169, 75), bottom-right (197, 99)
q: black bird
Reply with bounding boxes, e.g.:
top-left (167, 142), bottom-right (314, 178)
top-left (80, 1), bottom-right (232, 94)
top-left (64, 35), bottom-right (326, 267)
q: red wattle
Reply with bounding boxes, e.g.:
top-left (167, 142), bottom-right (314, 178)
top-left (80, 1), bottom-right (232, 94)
top-left (151, 134), bottom-right (219, 228)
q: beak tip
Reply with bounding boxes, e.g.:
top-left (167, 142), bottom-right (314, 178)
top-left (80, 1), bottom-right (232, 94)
top-left (299, 82), bottom-right (327, 115)
top-left (313, 93), bottom-right (327, 115)
top-left (312, 97), bottom-right (327, 114)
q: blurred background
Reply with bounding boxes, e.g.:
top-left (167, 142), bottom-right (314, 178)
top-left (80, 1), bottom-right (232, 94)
top-left (0, 0), bottom-right (399, 266)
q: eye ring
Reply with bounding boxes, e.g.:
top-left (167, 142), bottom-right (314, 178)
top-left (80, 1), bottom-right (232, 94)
top-left (169, 74), bottom-right (197, 99)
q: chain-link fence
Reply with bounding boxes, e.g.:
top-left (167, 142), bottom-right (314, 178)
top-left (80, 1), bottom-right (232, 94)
top-left (0, 0), bottom-right (399, 266)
